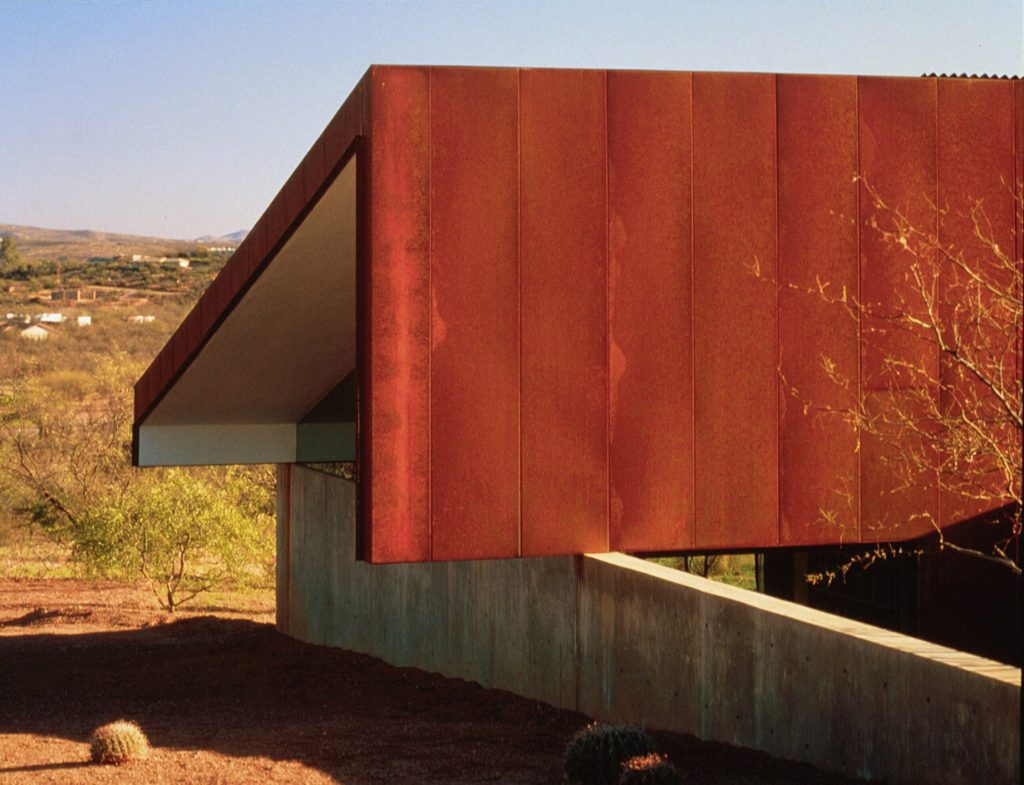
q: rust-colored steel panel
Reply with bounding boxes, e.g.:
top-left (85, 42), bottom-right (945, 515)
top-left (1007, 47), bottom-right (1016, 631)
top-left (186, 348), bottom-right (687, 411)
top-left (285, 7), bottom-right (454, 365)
top-left (261, 191), bottom-right (288, 257)
top-left (134, 372), bottom-right (153, 422)
top-left (777, 75), bottom-right (861, 546)
top-left (169, 331), bottom-right (186, 384)
top-left (365, 65), bottom-right (432, 563)
top-left (691, 72), bottom-right (779, 549)
top-left (156, 344), bottom-right (174, 396)
top-left (519, 68), bottom-right (608, 556)
top-left (207, 263), bottom-right (233, 321)
top-left (302, 134), bottom-right (327, 202)
top-left (860, 390), bottom-right (939, 542)
top-left (429, 68), bottom-right (521, 560)
top-left (858, 77), bottom-right (938, 392)
top-left (607, 71), bottom-right (694, 552)
top-left (226, 244), bottom-right (250, 301)
top-left (242, 234), bottom-right (266, 282)
top-left (282, 167), bottom-right (306, 235)
top-left (325, 75), bottom-right (366, 172)
top-left (198, 288), bottom-right (217, 335)
top-left (937, 79), bottom-right (1017, 525)
top-left (1017, 79), bottom-right (1024, 446)
top-left (242, 222), bottom-right (267, 283)
top-left (136, 67), bottom-right (1023, 556)
top-left (173, 308), bottom-right (201, 372)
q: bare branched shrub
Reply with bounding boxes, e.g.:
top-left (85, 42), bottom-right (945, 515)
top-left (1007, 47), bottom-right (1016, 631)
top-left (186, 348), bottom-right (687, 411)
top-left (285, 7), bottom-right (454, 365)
top-left (756, 181), bottom-right (1021, 579)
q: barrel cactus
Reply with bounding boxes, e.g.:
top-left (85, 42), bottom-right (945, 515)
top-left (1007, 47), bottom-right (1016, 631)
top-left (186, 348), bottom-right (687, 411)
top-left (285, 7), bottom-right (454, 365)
top-left (619, 752), bottom-right (679, 785)
top-left (90, 720), bottom-right (150, 764)
top-left (565, 722), bottom-right (656, 785)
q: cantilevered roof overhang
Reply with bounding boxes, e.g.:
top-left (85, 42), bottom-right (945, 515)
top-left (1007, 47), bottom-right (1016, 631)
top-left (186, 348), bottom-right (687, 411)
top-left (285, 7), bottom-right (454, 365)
top-left (135, 157), bottom-right (357, 466)
top-left (135, 67), bottom-right (1023, 564)
top-left (133, 75), bottom-right (366, 468)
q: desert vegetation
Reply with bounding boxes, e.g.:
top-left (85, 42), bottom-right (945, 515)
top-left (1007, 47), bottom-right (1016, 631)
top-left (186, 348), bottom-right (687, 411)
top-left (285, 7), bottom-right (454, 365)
top-left (749, 187), bottom-right (1022, 581)
top-left (564, 723), bottom-right (660, 785)
top-left (0, 247), bottom-right (274, 610)
top-left (90, 720), bottom-right (150, 765)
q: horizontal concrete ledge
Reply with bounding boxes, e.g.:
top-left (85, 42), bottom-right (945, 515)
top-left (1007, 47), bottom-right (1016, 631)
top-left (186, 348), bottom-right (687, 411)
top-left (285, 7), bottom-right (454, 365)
top-left (590, 552), bottom-right (1021, 686)
top-left (578, 551), bottom-right (1020, 784)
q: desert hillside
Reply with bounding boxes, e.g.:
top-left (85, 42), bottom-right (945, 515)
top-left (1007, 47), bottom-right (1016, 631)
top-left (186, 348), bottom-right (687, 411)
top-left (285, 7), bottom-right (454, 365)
top-left (0, 223), bottom-right (245, 262)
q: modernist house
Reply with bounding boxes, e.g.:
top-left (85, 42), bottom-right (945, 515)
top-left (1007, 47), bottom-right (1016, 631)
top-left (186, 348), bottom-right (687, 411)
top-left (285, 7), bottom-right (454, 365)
top-left (134, 67), bottom-right (1022, 785)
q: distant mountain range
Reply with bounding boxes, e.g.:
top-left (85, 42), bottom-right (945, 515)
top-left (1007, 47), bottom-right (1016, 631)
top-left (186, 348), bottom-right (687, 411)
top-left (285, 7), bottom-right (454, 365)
top-left (0, 224), bottom-right (249, 261)
top-left (194, 229), bottom-right (249, 245)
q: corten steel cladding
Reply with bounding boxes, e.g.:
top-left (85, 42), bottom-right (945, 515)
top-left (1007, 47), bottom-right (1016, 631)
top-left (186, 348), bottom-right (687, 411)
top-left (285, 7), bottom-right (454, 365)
top-left (777, 75), bottom-right (861, 546)
top-left (366, 66), bottom-right (432, 563)
top-left (519, 69), bottom-right (610, 556)
top-left (607, 70), bottom-right (694, 553)
top-left (691, 72), bottom-right (779, 549)
top-left (858, 77), bottom-right (940, 541)
top-left (134, 67), bottom-right (1024, 564)
top-left (429, 68), bottom-right (521, 560)
top-left (936, 79), bottom-right (1017, 525)
top-left (1017, 79), bottom-right (1024, 458)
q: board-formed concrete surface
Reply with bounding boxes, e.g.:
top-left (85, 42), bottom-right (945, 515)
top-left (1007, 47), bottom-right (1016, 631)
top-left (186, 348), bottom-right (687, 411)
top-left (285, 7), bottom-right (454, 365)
top-left (578, 553), bottom-right (1020, 784)
top-left (279, 464), bottom-right (1020, 785)
top-left (279, 464), bottom-right (577, 709)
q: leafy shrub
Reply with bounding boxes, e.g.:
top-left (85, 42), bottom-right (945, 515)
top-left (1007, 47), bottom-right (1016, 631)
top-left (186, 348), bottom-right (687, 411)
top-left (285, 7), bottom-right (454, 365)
top-left (619, 753), bottom-right (679, 785)
top-left (1, 355), bottom-right (275, 611)
top-left (90, 720), bottom-right (149, 764)
top-left (565, 722), bottom-right (655, 785)
top-left (73, 467), bottom-right (275, 611)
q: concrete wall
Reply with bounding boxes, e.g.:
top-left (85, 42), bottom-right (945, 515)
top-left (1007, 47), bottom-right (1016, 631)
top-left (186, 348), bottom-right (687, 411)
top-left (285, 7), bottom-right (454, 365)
top-left (578, 553), bottom-right (1020, 785)
top-left (280, 464), bottom-right (1021, 785)
top-left (278, 464), bottom-right (577, 709)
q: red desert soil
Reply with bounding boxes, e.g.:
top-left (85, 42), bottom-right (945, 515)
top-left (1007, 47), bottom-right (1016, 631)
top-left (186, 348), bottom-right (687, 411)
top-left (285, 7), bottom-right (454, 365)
top-left (0, 578), bottom-right (871, 784)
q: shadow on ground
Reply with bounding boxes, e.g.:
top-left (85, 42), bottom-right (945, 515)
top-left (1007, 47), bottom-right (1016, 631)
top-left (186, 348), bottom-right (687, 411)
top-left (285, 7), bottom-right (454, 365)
top-left (0, 616), bottom-right (869, 784)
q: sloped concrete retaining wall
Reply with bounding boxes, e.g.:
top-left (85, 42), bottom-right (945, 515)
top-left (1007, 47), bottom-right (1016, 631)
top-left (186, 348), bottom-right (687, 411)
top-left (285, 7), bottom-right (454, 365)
top-left (279, 465), bottom-right (1020, 785)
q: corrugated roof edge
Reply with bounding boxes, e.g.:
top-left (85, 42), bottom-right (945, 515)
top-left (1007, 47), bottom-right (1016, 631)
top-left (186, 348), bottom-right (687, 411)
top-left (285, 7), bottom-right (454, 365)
top-left (922, 73), bottom-right (1021, 79)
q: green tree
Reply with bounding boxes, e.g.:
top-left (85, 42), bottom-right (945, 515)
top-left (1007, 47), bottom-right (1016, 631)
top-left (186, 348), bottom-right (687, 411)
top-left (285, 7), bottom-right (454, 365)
top-left (0, 235), bottom-right (22, 267)
top-left (72, 468), bottom-right (273, 611)
top-left (0, 355), bottom-right (275, 610)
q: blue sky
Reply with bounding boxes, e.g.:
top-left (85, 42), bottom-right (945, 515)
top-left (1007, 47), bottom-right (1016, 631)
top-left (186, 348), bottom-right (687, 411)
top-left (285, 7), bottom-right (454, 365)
top-left (1, 0), bottom-right (1020, 240)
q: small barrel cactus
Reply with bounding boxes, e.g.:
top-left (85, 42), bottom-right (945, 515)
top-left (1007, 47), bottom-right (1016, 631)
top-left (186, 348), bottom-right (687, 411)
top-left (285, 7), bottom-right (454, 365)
top-left (565, 722), bottom-right (656, 785)
top-left (90, 720), bottom-right (150, 764)
top-left (619, 752), bottom-right (679, 785)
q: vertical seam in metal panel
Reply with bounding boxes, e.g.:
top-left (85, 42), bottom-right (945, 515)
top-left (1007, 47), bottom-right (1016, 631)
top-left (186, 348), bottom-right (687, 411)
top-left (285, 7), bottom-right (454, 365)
top-left (689, 72), bottom-right (697, 550)
top-left (427, 67), bottom-right (434, 562)
top-left (517, 68), bottom-right (523, 558)
top-left (774, 73), bottom-right (781, 547)
top-left (604, 69), bottom-right (611, 553)
top-left (855, 77), bottom-right (863, 544)
top-left (933, 77), bottom-right (941, 531)
top-left (1014, 80), bottom-right (1020, 473)
top-left (516, 67), bottom-right (524, 556)
top-left (1016, 81), bottom-right (1022, 437)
